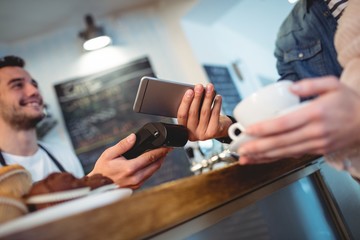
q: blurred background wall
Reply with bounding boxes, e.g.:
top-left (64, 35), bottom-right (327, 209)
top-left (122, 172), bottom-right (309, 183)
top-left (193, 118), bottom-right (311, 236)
top-left (0, 0), bottom-right (292, 149)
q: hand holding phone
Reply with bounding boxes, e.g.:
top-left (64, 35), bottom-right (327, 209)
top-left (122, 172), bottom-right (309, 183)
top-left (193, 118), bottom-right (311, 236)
top-left (133, 76), bottom-right (195, 118)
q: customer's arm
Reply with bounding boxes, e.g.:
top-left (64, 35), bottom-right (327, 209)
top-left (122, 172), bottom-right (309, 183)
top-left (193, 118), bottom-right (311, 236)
top-left (237, 77), bottom-right (360, 167)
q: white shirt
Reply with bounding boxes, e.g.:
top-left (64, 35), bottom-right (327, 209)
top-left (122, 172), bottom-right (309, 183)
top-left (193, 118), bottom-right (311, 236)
top-left (326, 0), bottom-right (348, 19)
top-left (1, 141), bottom-right (84, 182)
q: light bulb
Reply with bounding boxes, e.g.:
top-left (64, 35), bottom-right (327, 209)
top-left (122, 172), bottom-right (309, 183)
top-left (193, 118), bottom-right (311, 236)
top-left (83, 36), bottom-right (112, 51)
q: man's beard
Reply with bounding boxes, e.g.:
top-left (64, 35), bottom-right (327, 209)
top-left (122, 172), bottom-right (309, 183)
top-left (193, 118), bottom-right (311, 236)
top-left (0, 105), bottom-right (45, 130)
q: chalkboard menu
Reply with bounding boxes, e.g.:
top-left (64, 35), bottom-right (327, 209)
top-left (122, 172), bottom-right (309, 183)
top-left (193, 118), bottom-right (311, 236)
top-left (55, 57), bottom-right (192, 181)
top-left (203, 65), bottom-right (241, 116)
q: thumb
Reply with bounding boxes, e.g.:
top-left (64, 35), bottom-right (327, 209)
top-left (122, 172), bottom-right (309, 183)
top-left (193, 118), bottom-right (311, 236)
top-left (290, 76), bottom-right (340, 97)
top-left (102, 133), bottom-right (136, 160)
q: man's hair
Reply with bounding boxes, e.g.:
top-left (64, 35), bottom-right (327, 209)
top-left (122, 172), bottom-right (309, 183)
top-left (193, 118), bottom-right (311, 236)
top-left (0, 55), bottom-right (25, 69)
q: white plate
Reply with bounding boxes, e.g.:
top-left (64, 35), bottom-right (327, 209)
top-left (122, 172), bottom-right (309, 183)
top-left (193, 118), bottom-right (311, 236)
top-left (26, 187), bottom-right (91, 204)
top-left (89, 183), bottom-right (119, 195)
top-left (0, 188), bottom-right (132, 237)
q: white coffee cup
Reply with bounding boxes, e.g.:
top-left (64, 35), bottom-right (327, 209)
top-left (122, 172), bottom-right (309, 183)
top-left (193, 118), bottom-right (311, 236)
top-left (228, 80), bottom-right (300, 152)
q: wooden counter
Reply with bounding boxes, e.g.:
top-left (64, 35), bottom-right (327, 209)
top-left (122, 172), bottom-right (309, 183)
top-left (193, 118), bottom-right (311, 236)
top-left (2, 155), bottom-right (321, 240)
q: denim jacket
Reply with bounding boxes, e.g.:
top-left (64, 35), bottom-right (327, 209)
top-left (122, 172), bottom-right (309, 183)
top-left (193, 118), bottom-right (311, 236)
top-left (275, 0), bottom-right (343, 81)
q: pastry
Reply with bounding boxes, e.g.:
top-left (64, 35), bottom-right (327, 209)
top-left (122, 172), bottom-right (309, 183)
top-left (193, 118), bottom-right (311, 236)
top-left (80, 174), bottom-right (114, 190)
top-left (0, 195), bottom-right (28, 224)
top-left (25, 172), bottom-right (90, 210)
top-left (0, 164), bottom-right (32, 198)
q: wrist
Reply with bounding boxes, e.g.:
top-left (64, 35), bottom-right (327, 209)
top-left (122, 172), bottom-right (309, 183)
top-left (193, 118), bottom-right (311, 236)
top-left (219, 115), bottom-right (236, 137)
top-left (216, 115), bottom-right (236, 143)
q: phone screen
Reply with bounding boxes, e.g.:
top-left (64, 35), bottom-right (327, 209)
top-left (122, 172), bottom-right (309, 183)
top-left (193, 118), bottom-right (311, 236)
top-left (133, 77), bottom-right (195, 118)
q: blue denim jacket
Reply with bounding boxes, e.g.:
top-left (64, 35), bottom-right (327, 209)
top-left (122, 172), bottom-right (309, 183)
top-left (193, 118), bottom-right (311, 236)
top-left (275, 0), bottom-right (343, 81)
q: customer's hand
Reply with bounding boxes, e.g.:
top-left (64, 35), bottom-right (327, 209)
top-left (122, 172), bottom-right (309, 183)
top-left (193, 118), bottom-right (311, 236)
top-left (237, 76), bottom-right (360, 165)
top-left (177, 83), bottom-right (232, 141)
top-left (88, 134), bottom-right (171, 189)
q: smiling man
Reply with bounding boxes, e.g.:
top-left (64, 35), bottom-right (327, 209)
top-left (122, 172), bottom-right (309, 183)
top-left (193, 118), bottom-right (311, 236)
top-left (0, 55), bottom-right (170, 187)
top-left (0, 57), bottom-right (44, 131)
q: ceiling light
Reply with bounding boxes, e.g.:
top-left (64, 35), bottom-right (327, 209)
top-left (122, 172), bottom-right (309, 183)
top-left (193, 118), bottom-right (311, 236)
top-left (79, 14), bottom-right (112, 51)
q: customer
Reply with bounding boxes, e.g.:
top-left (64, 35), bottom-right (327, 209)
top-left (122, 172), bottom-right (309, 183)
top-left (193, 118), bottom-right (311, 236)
top-left (275, 0), bottom-right (345, 82)
top-left (178, 0), bottom-right (348, 142)
top-left (236, 0), bottom-right (360, 179)
top-left (177, 0), bottom-right (360, 179)
top-left (0, 55), bottom-right (170, 188)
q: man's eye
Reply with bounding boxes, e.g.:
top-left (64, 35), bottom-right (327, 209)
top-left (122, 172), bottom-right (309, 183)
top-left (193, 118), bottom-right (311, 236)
top-left (13, 82), bottom-right (23, 88)
top-left (31, 79), bottom-right (38, 88)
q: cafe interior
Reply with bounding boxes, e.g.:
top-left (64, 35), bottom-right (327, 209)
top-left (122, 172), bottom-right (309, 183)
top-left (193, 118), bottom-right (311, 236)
top-left (0, 0), bottom-right (359, 239)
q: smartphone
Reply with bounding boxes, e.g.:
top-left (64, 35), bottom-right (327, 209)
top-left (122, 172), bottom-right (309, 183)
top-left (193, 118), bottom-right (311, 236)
top-left (133, 76), bottom-right (195, 118)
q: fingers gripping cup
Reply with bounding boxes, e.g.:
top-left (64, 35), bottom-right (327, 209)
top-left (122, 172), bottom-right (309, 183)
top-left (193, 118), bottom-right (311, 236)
top-left (228, 80), bottom-right (300, 152)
